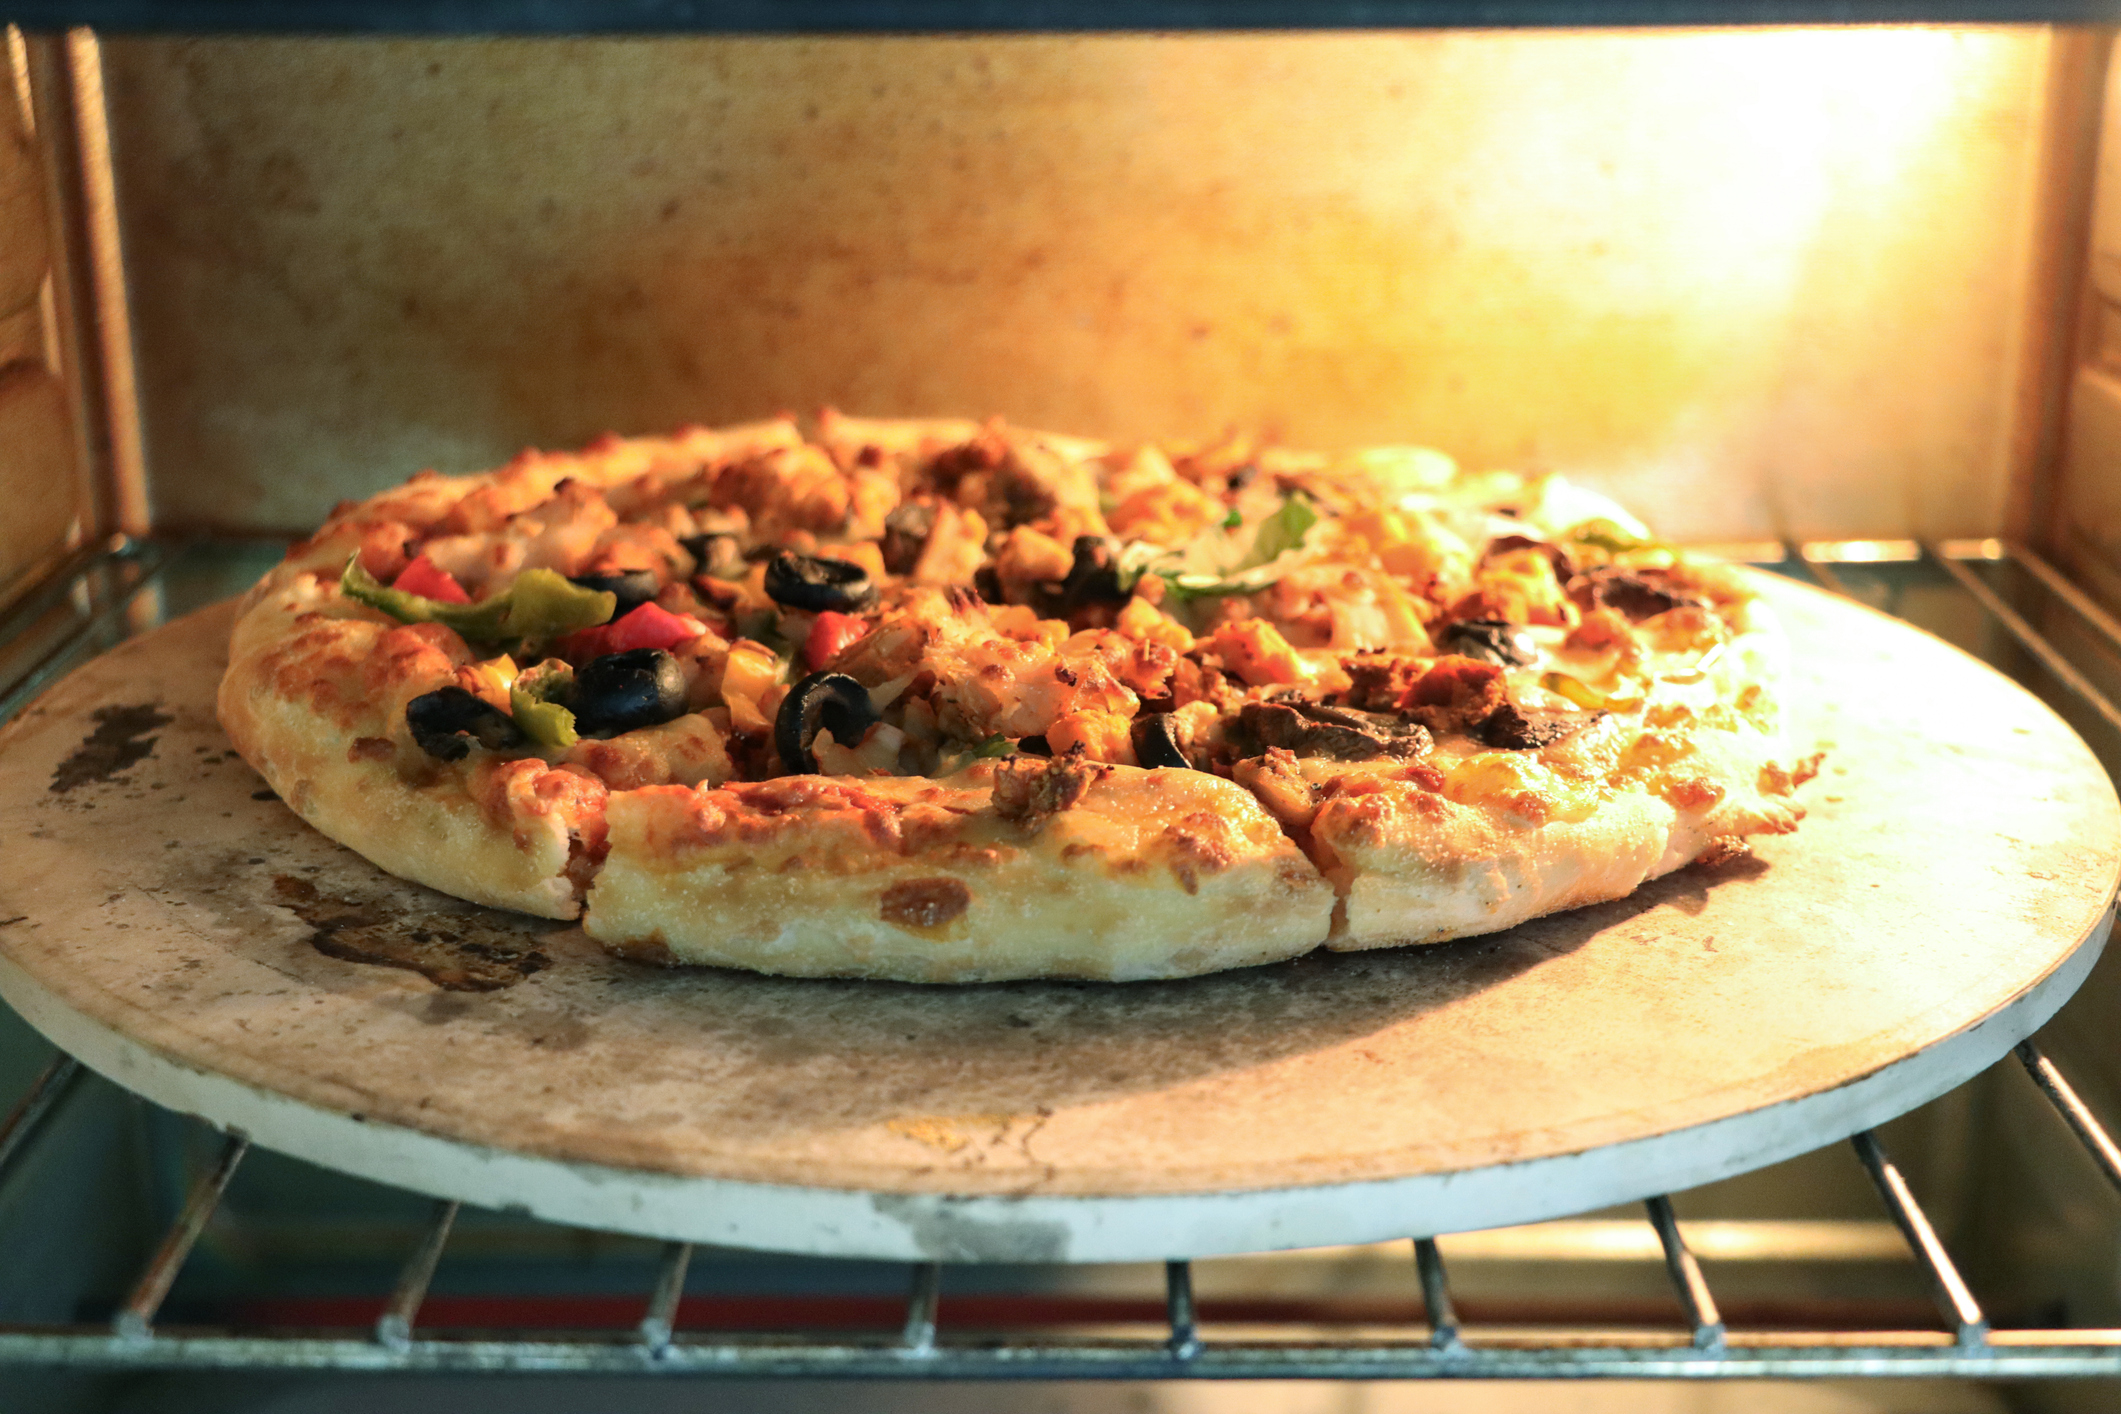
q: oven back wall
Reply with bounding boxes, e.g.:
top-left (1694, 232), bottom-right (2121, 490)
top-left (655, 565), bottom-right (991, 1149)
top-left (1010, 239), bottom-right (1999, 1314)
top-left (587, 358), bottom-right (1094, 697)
top-left (97, 31), bottom-right (2077, 544)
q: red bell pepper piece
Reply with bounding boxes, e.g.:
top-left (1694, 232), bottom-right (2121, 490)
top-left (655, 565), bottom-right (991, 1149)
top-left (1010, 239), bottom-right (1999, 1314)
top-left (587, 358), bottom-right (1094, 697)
top-left (803, 610), bottom-right (871, 670)
top-left (559, 602), bottom-right (708, 661)
top-left (391, 554), bottom-right (470, 604)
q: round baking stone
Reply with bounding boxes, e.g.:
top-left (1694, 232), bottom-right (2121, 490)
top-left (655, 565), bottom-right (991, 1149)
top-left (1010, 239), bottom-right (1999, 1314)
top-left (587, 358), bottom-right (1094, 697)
top-left (0, 574), bottom-right (2113, 1263)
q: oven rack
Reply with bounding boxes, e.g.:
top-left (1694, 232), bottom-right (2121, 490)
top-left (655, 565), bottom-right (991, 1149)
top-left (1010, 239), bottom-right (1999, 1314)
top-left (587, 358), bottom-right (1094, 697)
top-left (0, 535), bottom-right (2116, 1382)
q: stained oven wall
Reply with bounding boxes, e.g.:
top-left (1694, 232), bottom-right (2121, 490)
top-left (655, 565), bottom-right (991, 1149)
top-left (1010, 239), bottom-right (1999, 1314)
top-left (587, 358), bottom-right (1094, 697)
top-left (89, 29), bottom-right (2094, 547)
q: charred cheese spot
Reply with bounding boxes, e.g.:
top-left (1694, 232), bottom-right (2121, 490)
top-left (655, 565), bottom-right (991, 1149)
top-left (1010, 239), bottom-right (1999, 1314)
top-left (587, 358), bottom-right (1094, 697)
top-left (880, 877), bottom-right (973, 929)
top-left (347, 736), bottom-right (395, 763)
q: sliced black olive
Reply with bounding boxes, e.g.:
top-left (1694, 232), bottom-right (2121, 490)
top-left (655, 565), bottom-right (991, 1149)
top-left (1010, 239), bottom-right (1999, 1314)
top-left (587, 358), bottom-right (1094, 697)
top-left (568, 568), bottom-right (659, 616)
top-left (571, 648), bottom-right (686, 738)
top-left (1060, 536), bottom-right (1130, 609)
top-left (406, 687), bottom-right (524, 762)
top-left (1131, 713), bottom-right (1192, 770)
top-left (775, 672), bottom-right (880, 774)
top-left (1480, 702), bottom-right (1596, 750)
top-left (1443, 619), bottom-right (1539, 668)
top-left (881, 500), bottom-right (937, 576)
top-left (681, 532), bottom-right (746, 580)
top-left (1016, 733), bottom-right (1053, 757)
top-left (764, 551), bottom-right (879, 613)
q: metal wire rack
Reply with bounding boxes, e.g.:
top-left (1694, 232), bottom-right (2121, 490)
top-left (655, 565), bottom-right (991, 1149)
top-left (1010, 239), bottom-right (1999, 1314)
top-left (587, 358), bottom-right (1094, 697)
top-left (0, 535), bottom-right (2118, 1381)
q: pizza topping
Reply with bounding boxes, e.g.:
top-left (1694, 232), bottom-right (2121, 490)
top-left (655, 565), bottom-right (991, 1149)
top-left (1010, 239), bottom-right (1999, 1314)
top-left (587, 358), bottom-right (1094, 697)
top-left (568, 568), bottom-right (660, 615)
top-left (764, 550), bottom-right (879, 613)
top-left (800, 610), bottom-right (872, 671)
top-left (1236, 700), bottom-right (1432, 762)
top-left (879, 499), bottom-right (939, 575)
top-left (1132, 712), bottom-right (1192, 770)
top-left (776, 672), bottom-right (881, 775)
top-left (1573, 566), bottom-right (1704, 620)
top-left (991, 750), bottom-right (1107, 826)
top-left (509, 660), bottom-right (580, 750)
top-left (407, 686), bottom-right (526, 761)
top-left (1539, 670), bottom-right (1643, 713)
top-left (561, 601), bottom-right (709, 661)
top-left (681, 531), bottom-right (747, 580)
top-left (572, 649), bottom-right (688, 739)
top-left (343, 557), bottom-right (618, 647)
top-left (1479, 702), bottom-right (1598, 751)
top-left (1441, 618), bottom-right (1538, 668)
top-left (1059, 535), bottom-right (1132, 609)
top-left (391, 555), bottom-right (472, 604)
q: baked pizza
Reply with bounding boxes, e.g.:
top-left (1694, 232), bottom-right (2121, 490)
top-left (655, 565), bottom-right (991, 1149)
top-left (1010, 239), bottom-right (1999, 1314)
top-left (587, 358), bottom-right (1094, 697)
top-left (218, 413), bottom-right (1817, 983)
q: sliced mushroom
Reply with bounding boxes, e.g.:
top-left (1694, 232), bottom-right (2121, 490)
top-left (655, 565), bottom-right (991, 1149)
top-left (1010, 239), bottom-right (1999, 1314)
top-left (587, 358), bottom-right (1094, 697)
top-left (1131, 713), bottom-right (1193, 770)
top-left (1480, 702), bottom-right (1599, 751)
top-left (1442, 618), bottom-right (1539, 668)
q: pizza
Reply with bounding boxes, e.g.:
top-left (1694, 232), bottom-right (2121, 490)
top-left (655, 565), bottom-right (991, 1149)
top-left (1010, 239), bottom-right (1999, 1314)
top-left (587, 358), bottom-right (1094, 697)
top-left (217, 412), bottom-right (1817, 983)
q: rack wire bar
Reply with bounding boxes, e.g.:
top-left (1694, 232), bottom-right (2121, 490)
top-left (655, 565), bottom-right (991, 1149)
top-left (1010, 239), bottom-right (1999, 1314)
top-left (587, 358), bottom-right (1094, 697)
top-left (1644, 1196), bottom-right (1725, 1349)
top-left (375, 1199), bottom-right (458, 1351)
top-left (1164, 1260), bottom-right (1201, 1360)
top-left (1411, 1237), bottom-right (1461, 1351)
top-left (0, 1054), bottom-right (79, 1190)
top-left (638, 1241), bottom-right (692, 1354)
top-left (2016, 1041), bottom-right (2121, 1194)
top-left (0, 1330), bottom-right (2117, 1378)
top-left (112, 1132), bottom-right (249, 1342)
top-left (899, 1262), bottom-right (941, 1354)
top-left (1929, 548), bottom-right (2121, 742)
top-left (1850, 1131), bottom-right (1987, 1347)
top-left (2000, 541), bottom-right (2121, 654)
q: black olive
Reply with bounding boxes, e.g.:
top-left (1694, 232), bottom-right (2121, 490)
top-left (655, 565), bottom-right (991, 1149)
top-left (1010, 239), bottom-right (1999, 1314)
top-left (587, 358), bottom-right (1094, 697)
top-left (1131, 713), bottom-right (1192, 770)
top-left (764, 551), bottom-right (879, 613)
top-left (681, 532), bottom-right (746, 580)
top-left (775, 672), bottom-right (880, 774)
top-left (1060, 536), bottom-right (1130, 609)
top-left (1443, 619), bottom-right (1539, 668)
top-left (1016, 734), bottom-right (1053, 757)
top-left (880, 500), bottom-right (937, 576)
top-left (406, 687), bottom-right (524, 762)
top-left (568, 568), bottom-right (659, 616)
top-left (571, 649), bottom-right (686, 738)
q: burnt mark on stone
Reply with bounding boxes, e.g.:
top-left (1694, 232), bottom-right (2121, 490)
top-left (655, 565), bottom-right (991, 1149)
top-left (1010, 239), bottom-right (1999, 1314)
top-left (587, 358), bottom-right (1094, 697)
top-left (271, 876), bottom-right (551, 992)
top-left (49, 704), bottom-right (174, 794)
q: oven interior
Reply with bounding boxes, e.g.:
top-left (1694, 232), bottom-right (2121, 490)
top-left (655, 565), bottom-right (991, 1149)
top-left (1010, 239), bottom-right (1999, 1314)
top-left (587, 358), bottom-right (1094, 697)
top-left (1, 23), bottom-right (2120, 1412)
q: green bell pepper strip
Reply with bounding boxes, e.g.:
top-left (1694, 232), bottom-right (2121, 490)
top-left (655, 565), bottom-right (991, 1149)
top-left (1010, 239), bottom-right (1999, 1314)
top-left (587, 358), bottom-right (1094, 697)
top-left (341, 556), bottom-right (616, 647)
top-left (509, 661), bottom-right (580, 751)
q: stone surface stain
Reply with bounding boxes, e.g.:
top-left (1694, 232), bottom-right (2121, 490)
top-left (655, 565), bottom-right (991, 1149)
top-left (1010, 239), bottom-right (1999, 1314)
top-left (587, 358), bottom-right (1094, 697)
top-left (271, 875), bottom-right (551, 992)
top-left (49, 703), bottom-right (175, 793)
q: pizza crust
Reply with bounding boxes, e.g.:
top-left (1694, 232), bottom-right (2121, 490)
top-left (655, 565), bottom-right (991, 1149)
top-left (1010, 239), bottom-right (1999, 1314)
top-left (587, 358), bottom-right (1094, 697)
top-left (586, 766), bottom-right (1337, 983)
top-left (219, 577), bottom-right (589, 920)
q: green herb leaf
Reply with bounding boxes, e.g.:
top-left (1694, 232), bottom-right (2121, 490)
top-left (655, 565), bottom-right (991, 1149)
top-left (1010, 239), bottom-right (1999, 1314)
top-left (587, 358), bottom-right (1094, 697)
top-left (1220, 507), bottom-right (1243, 529)
top-left (1239, 494), bottom-right (1317, 570)
top-left (342, 556), bottom-right (617, 647)
top-left (509, 661), bottom-right (580, 750)
top-left (971, 736), bottom-right (1016, 758)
